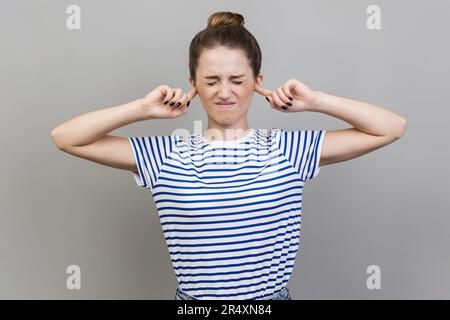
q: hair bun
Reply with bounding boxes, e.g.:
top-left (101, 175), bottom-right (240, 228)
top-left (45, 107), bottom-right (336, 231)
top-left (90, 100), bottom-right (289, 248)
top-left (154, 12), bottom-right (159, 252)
top-left (207, 11), bottom-right (244, 28)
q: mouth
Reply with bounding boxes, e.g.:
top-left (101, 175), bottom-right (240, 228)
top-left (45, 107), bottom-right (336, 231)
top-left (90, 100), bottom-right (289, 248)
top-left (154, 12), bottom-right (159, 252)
top-left (215, 102), bottom-right (236, 109)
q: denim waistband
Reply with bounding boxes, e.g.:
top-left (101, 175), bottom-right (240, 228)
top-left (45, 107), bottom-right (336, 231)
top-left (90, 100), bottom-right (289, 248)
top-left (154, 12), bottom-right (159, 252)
top-left (175, 286), bottom-right (291, 300)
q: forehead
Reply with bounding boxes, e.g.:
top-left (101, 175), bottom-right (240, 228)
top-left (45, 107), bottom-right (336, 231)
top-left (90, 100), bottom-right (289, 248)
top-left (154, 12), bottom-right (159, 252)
top-left (197, 46), bottom-right (251, 76)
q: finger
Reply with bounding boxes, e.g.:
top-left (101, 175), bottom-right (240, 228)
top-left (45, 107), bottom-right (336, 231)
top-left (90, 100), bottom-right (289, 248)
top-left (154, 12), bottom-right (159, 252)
top-left (169, 88), bottom-right (183, 107)
top-left (265, 93), bottom-right (276, 108)
top-left (276, 86), bottom-right (291, 105)
top-left (282, 83), bottom-right (294, 101)
top-left (272, 90), bottom-right (286, 109)
top-left (254, 84), bottom-right (271, 97)
top-left (176, 93), bottom-right (189, 108)
top-left (162, 86), bottom-right (174, 105)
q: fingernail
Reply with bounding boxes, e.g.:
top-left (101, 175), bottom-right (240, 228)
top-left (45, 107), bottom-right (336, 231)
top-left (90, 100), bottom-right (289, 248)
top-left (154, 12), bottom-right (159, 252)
top-left (265, 97), bottom-right (270, 102)
top-left (176, 102), bottom-right (181, 107)
top-left (170, 102), bottom-right (175, 106)
top-left (289, 97), bottom-right (293, 101)
top-left (187, 101), bottom-right (190, 107)
top-left (164, 101), bottom-right (168, 105)
top-left (282, 106), bottom-right (287, 110)
top-left (287, 102), bottom-right (292, 106)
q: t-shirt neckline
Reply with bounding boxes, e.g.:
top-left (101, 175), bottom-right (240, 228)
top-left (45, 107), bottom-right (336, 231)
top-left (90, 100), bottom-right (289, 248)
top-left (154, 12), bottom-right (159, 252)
top-left (201, 128), bottom-right (255, 146)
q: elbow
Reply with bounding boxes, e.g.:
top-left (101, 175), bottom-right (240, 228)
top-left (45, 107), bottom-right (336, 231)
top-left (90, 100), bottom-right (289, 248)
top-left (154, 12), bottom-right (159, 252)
top-left (392, 117), bottom-right (407, 139)
top-left (50, 128), bottom-right (65, 150)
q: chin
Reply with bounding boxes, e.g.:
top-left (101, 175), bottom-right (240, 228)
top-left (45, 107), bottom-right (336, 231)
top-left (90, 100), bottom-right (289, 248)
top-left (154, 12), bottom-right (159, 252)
top-left (206, 105), bottom-right (247, 124)
top-left (215, 117), bottom-right (236, 125)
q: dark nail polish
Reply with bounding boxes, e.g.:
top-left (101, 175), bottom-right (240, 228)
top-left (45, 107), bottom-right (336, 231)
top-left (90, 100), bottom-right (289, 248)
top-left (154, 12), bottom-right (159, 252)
top-left (289, 97), bottom-right (293, 101)
top-left (287, 102), bottom-right (292, 106)
top-left (164, 101), bottom-right (168, 105)
top-left (187, 101), bottom-right (190, 107)
top-left (176, 102), bottom-right (181, 107)
top-left (282, 106), bottom-right (287, 110)
top-left (265, 97), bottom-right (270, 102)
top-left (170, 102), bottom-right (175, 106)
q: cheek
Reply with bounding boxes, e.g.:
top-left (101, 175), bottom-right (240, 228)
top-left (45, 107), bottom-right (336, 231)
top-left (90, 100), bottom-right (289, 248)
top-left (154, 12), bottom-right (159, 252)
top-left (195, 89), bottom-right (211, 102)
top-left (200, 88), bottom-right (215, 100)
top-left (238, 87), bottom-right (254, 100)
top-left (242, 82), bottom-right (255, 93)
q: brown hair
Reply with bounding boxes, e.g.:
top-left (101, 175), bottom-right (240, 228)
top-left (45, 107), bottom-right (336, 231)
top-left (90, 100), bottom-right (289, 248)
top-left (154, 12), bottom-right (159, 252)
top-left (189, 11), bottom-right (262, 83)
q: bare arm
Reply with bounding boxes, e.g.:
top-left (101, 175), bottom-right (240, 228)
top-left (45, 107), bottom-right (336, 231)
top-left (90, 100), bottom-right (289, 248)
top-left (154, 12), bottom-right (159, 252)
top-left (50, 85), bottom-right (196, 174)
top-left (308, 91), bottom-right (407, 166)
top-left (50, 99), bottom-right (146, 173)
top-left (50, 99), bottom-right (145, 148)
top-left (254, 79), bottom-right (406, 167)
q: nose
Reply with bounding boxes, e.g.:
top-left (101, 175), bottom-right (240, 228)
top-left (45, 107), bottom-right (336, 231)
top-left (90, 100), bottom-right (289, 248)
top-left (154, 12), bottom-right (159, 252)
top-left (217, 83), bottom-right (232, 100)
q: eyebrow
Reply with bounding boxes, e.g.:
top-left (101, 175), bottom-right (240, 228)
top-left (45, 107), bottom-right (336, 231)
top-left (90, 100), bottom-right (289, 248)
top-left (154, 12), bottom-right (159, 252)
top-left (203, 74), bottom-right (246, 80)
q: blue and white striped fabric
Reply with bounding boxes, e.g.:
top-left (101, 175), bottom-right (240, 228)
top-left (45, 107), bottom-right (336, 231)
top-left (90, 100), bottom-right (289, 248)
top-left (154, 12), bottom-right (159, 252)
top-left (128, 128), bottom-right (326, 300)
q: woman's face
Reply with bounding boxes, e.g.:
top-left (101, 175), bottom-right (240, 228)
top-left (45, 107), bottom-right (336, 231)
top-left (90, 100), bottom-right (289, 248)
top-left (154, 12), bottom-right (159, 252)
top-left (189, 46), bottom-right (263, 127)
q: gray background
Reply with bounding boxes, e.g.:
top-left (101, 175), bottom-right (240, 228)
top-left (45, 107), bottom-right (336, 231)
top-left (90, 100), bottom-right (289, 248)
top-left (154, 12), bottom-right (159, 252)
top-left (1, 0), bottom-right (449, 299)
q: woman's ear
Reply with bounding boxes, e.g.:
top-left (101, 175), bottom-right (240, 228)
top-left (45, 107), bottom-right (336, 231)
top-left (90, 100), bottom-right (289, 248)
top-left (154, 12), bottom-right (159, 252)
top-left (189, 76), bottom-right (195, 87)
top-left (255, 73), bottom-right (263, 86)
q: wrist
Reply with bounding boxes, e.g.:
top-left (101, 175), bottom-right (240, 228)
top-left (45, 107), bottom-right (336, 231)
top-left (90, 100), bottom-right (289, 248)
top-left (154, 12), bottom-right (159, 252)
top-left (307, 90), bottom-right (327, 112)
top-left (134, 98), bottom-right (155, 121)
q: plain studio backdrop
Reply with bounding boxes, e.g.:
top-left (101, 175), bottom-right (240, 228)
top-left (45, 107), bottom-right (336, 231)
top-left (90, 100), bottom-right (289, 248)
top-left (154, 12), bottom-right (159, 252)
top-left (1, 0), bottom-right (449, 299)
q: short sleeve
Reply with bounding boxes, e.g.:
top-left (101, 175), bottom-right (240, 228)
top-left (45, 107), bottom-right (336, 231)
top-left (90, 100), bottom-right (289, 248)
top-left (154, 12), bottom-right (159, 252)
top-left (277, 129), bottom-right (326, 181)
top-left (128, 135), bottom-right (174, 190)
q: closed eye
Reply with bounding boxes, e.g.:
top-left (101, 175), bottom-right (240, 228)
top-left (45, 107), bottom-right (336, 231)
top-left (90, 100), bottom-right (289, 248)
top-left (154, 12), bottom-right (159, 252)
top-left (206, 81), bottom-right (243, 86)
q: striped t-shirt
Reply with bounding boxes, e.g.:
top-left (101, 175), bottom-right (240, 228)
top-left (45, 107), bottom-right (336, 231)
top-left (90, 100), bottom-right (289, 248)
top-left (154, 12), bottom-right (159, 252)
top-left (128, 127), bottom-right (326, 300)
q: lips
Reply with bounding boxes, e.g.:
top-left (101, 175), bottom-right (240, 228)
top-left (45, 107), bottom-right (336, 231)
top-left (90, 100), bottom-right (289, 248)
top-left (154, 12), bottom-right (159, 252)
top-left (216, 102), bottom-right (235, 105)
top-left (215, 102), bottom-right (235, 110)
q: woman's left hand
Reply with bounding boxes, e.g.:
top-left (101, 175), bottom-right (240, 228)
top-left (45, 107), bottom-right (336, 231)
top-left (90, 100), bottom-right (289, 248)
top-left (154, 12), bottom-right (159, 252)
top-left (255, 78), bottom-right (318, 112)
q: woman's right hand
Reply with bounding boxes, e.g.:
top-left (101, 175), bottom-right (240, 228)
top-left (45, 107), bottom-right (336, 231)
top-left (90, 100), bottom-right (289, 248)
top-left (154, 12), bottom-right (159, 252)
top-left (140, 85), bottom-right (197, 119)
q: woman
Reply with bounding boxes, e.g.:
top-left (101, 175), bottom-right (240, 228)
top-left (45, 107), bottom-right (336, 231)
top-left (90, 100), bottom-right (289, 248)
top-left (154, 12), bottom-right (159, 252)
top-left (50, 11), bottom-right (407, 300)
